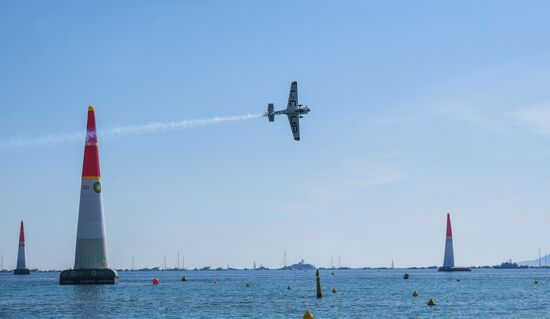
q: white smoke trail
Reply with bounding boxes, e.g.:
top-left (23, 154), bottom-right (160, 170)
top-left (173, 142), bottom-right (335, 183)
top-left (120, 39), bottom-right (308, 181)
top-left (0, 113), bottom-right (262, 152)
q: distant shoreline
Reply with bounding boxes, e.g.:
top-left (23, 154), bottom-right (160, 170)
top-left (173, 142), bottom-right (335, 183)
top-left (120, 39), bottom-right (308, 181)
top-left (2, 265), bottom-right (550, 273)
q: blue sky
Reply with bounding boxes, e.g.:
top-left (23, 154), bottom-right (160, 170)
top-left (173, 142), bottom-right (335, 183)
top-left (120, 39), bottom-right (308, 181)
top-left (2, 0), bottom-right (550, 269)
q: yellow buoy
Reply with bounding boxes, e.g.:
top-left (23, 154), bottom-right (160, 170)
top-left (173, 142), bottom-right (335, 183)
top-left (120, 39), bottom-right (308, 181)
top-left (303, 310), bottom-right (314, 319)
top-left (427, 298), bottom-right (436, 306)
top-left (412, 290), bottom-right (418, 297)
top-left (332, 288), bottom-right (337, 294)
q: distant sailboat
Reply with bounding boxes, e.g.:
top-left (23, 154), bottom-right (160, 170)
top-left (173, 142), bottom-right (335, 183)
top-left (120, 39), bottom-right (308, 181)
top-left (280, 250), bottom-right (287, 268)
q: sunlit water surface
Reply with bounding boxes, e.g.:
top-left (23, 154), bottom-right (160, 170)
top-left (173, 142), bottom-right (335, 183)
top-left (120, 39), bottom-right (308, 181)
top-left (1, 269), bottom-right (549, 318)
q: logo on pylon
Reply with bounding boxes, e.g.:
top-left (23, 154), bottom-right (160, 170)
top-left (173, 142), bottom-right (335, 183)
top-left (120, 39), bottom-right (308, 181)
top-left (93, 182), bottom-right (102, 193)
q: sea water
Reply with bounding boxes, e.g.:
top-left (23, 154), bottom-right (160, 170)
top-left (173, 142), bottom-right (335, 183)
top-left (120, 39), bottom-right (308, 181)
top-left (1, 269), bottom-right (549, 318)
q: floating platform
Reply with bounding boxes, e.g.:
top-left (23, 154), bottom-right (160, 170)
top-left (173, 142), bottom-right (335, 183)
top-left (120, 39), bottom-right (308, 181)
top-left (13, 268), bottom-right (30, 275)
top-left (438, 266), bottom-right (471, 272)
top-left (59, 269), bottom-right (119, 285)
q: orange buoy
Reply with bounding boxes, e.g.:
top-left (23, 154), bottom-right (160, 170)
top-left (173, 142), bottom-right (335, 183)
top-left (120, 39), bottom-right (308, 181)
top-left (152, 278), bottom-right (160, 285)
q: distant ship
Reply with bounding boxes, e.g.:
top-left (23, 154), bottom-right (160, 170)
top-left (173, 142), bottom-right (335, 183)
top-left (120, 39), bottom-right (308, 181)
top-left (281, 259), bottom-right (316, 270)
top-left (493, 259), bottom-right (528, 269)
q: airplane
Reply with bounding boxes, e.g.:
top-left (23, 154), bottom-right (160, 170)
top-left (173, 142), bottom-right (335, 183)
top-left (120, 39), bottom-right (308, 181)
top-left (266, 81), bottom-right (310, 141)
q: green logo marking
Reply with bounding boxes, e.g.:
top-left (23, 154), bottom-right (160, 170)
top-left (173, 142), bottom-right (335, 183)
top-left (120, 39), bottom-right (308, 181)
top-left (93, 181), bottom-right (102, 193)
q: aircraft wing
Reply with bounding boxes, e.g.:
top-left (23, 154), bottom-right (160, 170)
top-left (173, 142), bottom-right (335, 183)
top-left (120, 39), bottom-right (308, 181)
top-left (287, 114), bottom-right (300, 141)
top-left (287, 81), bottom-right (298, 110)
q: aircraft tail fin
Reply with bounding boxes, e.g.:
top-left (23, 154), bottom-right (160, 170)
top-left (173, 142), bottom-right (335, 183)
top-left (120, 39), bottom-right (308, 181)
top-left (267, 103), bottom-right (275, 122)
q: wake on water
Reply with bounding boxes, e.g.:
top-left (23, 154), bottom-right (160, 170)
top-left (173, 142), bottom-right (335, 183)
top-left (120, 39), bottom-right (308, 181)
top-left (0, 113), bottom-right (263, 151)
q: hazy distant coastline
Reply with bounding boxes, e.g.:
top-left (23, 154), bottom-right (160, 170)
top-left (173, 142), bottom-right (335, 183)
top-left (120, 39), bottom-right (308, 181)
top-left (3, 264), bottom-right (550, 273)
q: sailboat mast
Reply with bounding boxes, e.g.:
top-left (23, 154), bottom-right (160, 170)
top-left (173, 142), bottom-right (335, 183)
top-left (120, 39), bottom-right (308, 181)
top-left (280, 250), bottom-right (287, 268)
